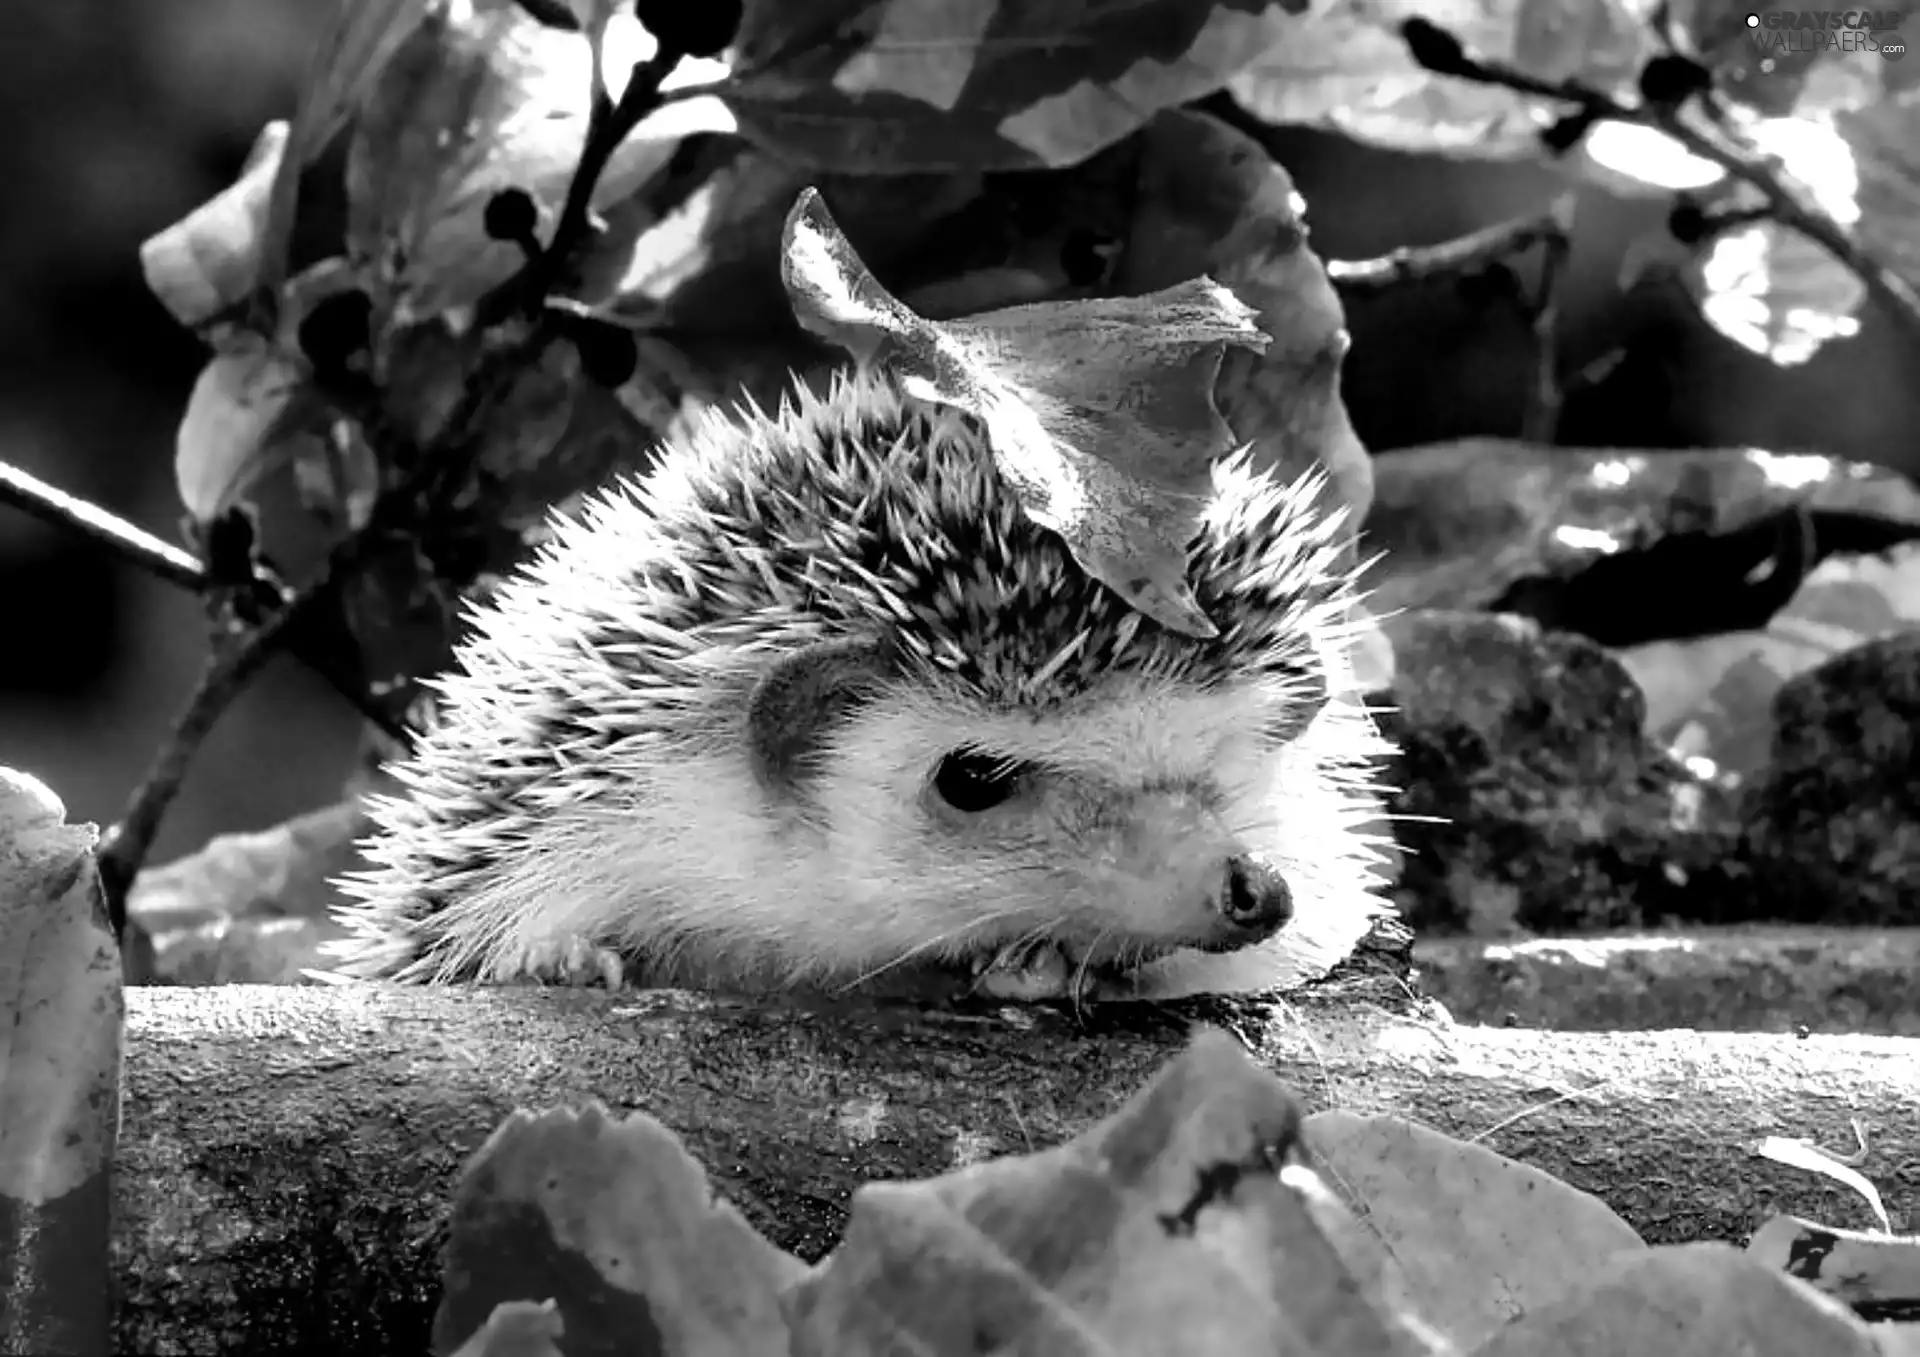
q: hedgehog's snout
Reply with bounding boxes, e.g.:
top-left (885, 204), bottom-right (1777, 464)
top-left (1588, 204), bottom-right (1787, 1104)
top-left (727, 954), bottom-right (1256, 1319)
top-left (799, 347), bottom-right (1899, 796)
top-left (1207, 853), bottom-right (1294, 948)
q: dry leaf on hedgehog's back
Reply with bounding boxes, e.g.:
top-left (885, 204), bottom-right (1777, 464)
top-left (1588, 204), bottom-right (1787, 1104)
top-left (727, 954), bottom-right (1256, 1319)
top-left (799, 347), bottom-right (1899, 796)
top-left (785, 1031), bottom-right (1445, 1357)
top-left (780, 185), bottom-right (1269, 641)
top-left (432, 1103), bottom-right (806, 1357)
top-left (1304, 1110), bottom-right (1647, 1352)
top-left (1466, 1241), bottom-right (1886, 1357)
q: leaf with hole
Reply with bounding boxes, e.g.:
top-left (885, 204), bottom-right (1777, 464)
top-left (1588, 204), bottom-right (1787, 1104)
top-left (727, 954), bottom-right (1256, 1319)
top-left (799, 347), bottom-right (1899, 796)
top-left (781, 186), bottom-right (1268, 638)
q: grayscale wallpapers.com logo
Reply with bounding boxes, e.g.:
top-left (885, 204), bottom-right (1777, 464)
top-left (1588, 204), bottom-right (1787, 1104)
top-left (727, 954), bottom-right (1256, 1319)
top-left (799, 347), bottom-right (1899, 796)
top-left (1745, 9), bottom-right (1909, 59)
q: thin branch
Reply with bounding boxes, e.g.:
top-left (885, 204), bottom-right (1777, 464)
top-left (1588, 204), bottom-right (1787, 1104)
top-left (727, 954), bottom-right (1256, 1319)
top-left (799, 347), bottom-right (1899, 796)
top-left (0, 459), bottom-right (205, 591)
top-left (473, 47), bottom-right (686, 328)
top-left (95, 536), bottom-right (370, 927)
top-left (1398, 16), bottom-right (1920, 342)
top-left (0, 456), bottom-right (409, 744)
top-left (1327, 197), bottom-right (1577, 443)
top-left (1520, 194), bottom-right (1576, 443)
top-left (1327, 207), bottom-right (1571, 294)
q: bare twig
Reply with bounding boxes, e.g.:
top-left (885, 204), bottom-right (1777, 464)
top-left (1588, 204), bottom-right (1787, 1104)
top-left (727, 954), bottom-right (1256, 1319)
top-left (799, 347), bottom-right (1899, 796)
top-left (95, 543), bottom-right (363, 928)
top-left (1328, 197), bottom-right (1577, 442)
top-left (0, 456), bottom-right (409, 745)
top-left (1327, 207), bottom-right (1571, 294)
top-left (0, 459), bottom-right (205, 591)
top-left (1398, 16), bottom-right (1920, 341)
top-left (1520, 195), bottom-right (1576, 443)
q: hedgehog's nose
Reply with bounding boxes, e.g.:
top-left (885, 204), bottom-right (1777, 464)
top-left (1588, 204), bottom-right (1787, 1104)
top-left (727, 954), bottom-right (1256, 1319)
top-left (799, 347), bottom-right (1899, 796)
top-left (1219, 854), bottom-right (1294, 940)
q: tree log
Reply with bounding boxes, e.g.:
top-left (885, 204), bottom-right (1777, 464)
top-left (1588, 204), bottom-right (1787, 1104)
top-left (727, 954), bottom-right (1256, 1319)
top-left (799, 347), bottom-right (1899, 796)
top-left (115, 985), bottom-right (1920, 1355)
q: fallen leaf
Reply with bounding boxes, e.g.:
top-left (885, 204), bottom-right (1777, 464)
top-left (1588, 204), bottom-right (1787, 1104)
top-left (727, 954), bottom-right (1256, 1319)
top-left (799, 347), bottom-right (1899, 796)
top-left (1305, 1109), bottom-right (1647, 1351)
top-left (1466, 1241), bottom-right (1883, 1357)
top-left (0, 769), bottom-right (120, 1356)
top-left (434, 1102), bottom-right (805, 1357)
top-left (780, 186), bottom-right (1269, 638)
top-left (785, 1030), bottom-right (1442, 1356)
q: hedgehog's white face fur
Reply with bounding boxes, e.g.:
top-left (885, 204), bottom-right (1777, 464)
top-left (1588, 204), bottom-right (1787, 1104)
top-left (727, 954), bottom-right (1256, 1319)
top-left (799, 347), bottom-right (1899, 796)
top-left (328, 367), bottom-right (1392, 999)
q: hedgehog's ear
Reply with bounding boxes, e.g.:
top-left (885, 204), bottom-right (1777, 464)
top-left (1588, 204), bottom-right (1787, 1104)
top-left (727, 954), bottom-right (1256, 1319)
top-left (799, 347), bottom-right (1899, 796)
top-left (746, 637), bottom-right (892, 796)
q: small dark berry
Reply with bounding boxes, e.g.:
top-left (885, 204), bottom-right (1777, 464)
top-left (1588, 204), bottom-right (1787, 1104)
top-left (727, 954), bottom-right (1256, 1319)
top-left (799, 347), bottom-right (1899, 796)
top-left (1794, 1022), bottom-right (1811, 1039)
top-left (201, 504), bottom-right (261, 586)
top-left (1667, 202), bottom-right (1709, 245)
top-left (483, 188), bottom-right (540, 247)
top-left (1059, 228), bottom-right (1120, 288)
top-left (297, 289), bottom-right (373, 377)
top-left (634, 0), bottom-right (743, 59)
top-left (1637, 52), bottom-right (1712, 106)
top-left (570, 318), bottom-right (639, 388)
top-left (1401, 18), bottom-right (1470, 76)
top-left (1539, 111), bottom-right (1595, 155)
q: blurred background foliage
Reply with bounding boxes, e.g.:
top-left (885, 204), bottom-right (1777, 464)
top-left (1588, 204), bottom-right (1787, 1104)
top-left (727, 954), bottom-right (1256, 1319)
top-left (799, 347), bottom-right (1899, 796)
top-left (2, 0), bottom-right (1917, 864)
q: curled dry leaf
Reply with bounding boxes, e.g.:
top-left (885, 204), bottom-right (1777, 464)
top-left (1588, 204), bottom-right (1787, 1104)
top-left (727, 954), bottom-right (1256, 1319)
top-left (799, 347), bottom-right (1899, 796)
top-left (139, 121), bottom-right (290, 331)
top-left (0, 768), bottom-right (120, 1356)
top-left (1756, 1136), bottom-right (1893, 1235)
top-left (786, 1031), bottom-right (1441, 1357)
top-left (434, 1102), bottom-right (805, 1357)
top-left (347, 2), bottom-right (732, 323)
top-left (1304, 1110), bottom-right (1646, 1352)
top-left (780, 186), bottom-right (1269, 638)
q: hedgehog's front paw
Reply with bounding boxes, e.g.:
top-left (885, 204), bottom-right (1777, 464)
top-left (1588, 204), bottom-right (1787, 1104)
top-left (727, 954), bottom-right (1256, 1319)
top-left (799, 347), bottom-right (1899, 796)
top-left (514, 936), bottom-right (629, 989)
top-left (970, 938), bottom-right (1082, 1002)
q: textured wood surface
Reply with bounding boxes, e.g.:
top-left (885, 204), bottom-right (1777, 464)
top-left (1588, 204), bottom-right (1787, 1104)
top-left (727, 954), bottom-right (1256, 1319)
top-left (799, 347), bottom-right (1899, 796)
top-left (113, 984), bottom-right (1920, 1354)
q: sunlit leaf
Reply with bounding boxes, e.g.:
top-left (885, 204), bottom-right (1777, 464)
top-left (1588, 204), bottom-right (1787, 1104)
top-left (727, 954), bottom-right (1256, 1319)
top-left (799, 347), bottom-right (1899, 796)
top-left (347, 3), bottom-right (732, 322)
top-left (726, 0), bottom-right (1309, 172)
top-left (1227, 0), bottom-right (1660, 159)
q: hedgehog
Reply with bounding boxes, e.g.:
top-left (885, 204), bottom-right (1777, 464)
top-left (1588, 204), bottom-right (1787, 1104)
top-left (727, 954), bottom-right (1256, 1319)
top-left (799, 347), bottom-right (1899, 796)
top-left (323, 364), bottom-right (1393, 1002)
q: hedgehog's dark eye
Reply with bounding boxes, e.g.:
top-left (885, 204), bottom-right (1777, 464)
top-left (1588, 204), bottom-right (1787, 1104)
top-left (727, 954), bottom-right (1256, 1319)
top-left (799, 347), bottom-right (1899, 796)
top-left (931, 750), bottom-right (1026, 814)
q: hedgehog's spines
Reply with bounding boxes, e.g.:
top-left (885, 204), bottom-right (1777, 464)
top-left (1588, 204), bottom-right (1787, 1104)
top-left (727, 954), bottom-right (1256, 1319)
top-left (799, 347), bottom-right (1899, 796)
top-left (324, 362), bottom-right (1385, 987)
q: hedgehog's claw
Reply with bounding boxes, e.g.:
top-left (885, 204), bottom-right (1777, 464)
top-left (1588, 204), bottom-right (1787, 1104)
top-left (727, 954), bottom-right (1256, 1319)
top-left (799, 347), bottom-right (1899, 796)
top-left (516, 936), bottom-right (629, 989)
top-left (970, 937), bottom-right (1078, 1002)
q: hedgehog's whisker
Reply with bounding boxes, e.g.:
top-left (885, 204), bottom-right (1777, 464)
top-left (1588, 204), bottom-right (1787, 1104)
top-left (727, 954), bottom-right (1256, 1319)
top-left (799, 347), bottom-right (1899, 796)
top-left (831, 907), bottom-right (1026, 994)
